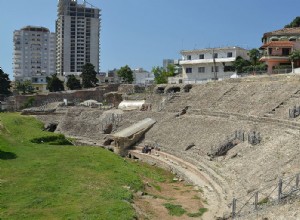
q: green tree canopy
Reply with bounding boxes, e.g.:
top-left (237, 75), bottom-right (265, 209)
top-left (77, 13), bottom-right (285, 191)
top-left (152, 64), bottom-right (175, 84)
top-left (80, 63), bottom-right (99, 88)
top-left (232, 56), bottom-right (251, 74)
top-left (285, 17), bottom-right (300, 28)
top-left (66, 75), bottom-right (81, 90)
top-left (289, 50), bottom-right (300, 68)
top-left (248, 48), bottom-right (261, 66)
top-left (0, 68), bottom-right (11, 96)
top-left (289, 50), bottom-right (300, 61)
top-left (46, 74), bottom-right (65, 92)
top-left (16, 80), bottom-right (34, 94)
top-left (117, 65), bottom-right (134, 84)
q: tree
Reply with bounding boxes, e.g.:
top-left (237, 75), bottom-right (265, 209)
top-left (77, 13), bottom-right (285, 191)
top-left (232, 56), bottom-right (251, 74)
top-left (80, 63), bottom-right (99, 88)
top-left (0, 68), bottom-right (11, 96)
top-left (16, 80), bottom-right (34, 94)
top-left (152, 64), bottom-right (175, 84)
top-left (117, 65), bottom-right (134, 84)
top-left (248, 49), bottom-right (260, 66)
top-left (66, 75), bottom-right (81, 90)
top-left (289, 50), bottom-right (300, 68)
top-left (46, 74), bottom-right (64, 92)
top-left (285, 17), bottom-right (300, 28)
top-left (248, 48), bottom-right (261, 73)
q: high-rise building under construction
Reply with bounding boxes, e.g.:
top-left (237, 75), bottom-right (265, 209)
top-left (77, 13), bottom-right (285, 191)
top-left (56, 0), bottom-right (100, 76)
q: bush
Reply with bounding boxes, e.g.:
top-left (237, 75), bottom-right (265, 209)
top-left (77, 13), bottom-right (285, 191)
top-left (21, 97), bottom-right (35, 109)
top-left (31, 134), bottom-right (72, 145)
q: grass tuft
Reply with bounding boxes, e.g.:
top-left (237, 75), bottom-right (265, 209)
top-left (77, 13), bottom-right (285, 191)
top-left (163, 203), bottom-right (186, 216)
top-left (187, 207), bottom-right (208, 217)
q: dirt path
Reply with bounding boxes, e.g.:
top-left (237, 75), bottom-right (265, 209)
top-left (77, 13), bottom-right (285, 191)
top-left (134, 179), bottom-right (206, 220)
top-left (129, 149), bottom-right (230, 219)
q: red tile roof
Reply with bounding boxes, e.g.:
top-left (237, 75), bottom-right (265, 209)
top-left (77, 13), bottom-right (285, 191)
top-left (260, 41), bottom-right (296, 49)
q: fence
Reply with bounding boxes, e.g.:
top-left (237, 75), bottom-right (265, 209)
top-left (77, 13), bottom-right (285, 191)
top-left (208, 130), bottom-right (261, 158)
top-left (101, 113), bottom-right (123, 133)
top-left (231, 173), bottom-right (300, 219)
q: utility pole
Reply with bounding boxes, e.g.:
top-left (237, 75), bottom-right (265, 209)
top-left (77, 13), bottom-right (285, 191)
top-left (212, 49), bottom-right (218, 80)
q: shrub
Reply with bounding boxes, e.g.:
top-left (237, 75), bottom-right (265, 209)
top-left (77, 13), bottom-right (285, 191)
top-left (30, 134), bottom-right (72, 145)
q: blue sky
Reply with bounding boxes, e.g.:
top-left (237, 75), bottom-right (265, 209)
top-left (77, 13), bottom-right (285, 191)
top-left (1, 0), bottom-right (300, 79)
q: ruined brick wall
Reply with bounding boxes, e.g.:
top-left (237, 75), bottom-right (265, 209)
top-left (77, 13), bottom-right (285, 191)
top-left (14, 84), bottom-right (119, 109)
top-left (118, 84), bottom-right (146, 94)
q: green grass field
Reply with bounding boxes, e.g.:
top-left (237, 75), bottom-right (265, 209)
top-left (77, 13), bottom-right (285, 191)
top-left (0, 113), bottom-right (173, 220)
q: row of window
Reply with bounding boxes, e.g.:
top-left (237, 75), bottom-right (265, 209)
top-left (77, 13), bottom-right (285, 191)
top-left (186, 52), bottom-right (233, 60)
top-left (186, 66), bottom-right (221, 73)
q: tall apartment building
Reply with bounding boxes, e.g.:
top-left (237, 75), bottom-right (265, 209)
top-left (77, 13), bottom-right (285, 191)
top-left (56, 0), bottom-right (101, 76)
top-left (13, 26), bottom-right (56, 91)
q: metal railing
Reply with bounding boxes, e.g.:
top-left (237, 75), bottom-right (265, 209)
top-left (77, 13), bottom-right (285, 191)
top-left (231, 173), bottom-right (300, 219)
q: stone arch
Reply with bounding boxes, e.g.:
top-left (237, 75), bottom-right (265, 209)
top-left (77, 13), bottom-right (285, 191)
top-left (166, 86), bottom-right (181, 93)
top-left (155, 86), bottom-right (166, 94)
top-left (183, 84), bottom-right (193, 93)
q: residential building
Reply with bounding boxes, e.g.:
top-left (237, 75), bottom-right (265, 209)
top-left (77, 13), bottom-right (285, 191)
top-left (179, 47), bottom-right (249, 84)
top-left (163, 59), bottom-right (174, 70)
top-left (56, 0), bottom-right (101, 76)
top-left (133, 68), bottom-right (154, 85)
top-left (259, 27), bottom-right (300, 74)
top-left (98, 69), bottom-right (120, 84)
top-left (163, 59), bottom-right (182, 76)
top-left (13, 26), bottom-right (56, 92)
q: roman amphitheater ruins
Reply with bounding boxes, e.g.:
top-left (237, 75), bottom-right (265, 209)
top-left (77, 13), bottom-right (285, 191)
top-left (20, 74), bottom-right (300, 219)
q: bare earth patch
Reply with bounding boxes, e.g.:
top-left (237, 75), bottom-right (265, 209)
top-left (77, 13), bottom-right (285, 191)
top-left (133, 179), bottom-right (207, 220)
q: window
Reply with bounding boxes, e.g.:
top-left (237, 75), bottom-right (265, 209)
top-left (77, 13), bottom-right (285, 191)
top-left (224, 66), bottom-right (235, 72)
top-left (186, 68), bottom-right (192, 73)
top-left (199, 54), bottom-right (204, 59)
top-left (227, 52), bottom-right (233, 57)
top-left (211, 66), bottom-right (219, 72)
top-left (187, 55), bottom-right (191, 60)
top-left (198, 67), bottom-right (205, 73)
top-left (213, 53), bottom-right (218, 58)
top-left (282, 48), bottom-right (290, 56)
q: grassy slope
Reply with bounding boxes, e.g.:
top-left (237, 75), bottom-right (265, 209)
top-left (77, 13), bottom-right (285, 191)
top-left (0, 113), bottom-right (172, 220)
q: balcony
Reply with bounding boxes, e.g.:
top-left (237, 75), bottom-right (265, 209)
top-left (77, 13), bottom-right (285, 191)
top-left (179, 57), bottom-right (236, 65)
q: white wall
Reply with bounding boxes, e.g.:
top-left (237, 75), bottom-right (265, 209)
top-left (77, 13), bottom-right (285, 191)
top-left (180, 47), bottom-right (248, 82)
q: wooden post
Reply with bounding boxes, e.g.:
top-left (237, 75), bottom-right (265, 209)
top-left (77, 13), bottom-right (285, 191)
top-left (296, 174), bottom-right (299, 189)
top-left (232, 198), bottom-right (237, 219)
top-left (254, 192), bottom-right (258, 210)
top-left (278, 178), bottom-right (283, 203)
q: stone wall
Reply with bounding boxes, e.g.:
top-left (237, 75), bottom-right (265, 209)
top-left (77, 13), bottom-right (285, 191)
top-left (14, 84), bottom-right (119, 110)
top-left (118, 84), bottom-right (146, 94)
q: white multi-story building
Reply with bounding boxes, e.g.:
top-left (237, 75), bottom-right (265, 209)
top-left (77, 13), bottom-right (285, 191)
top-left (56, 0), bottom-right (101, 76)
top-left (13, 26), bottom-right (56, 91)
top-left (179, 47), bottom-right (249, 83)
top-left (133, 68), bottom-right (154, 85)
